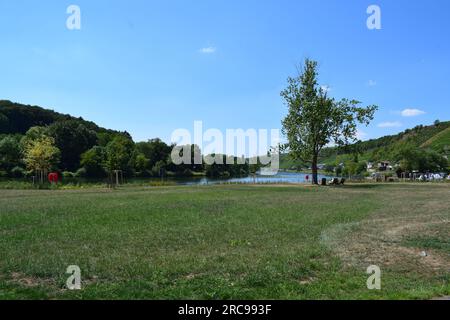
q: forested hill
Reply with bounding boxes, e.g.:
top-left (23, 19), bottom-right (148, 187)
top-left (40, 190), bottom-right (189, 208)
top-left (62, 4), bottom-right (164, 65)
top-left (0, 100), bottom-right (121, 136)
top-left (0, 100), bottom-right (134, 174)
top-left (281, 120), bottom-right (450, 170)
top-left (328, 120), bottom-right (450, 159)
top-left (0, 100), bottom-right (251, 178)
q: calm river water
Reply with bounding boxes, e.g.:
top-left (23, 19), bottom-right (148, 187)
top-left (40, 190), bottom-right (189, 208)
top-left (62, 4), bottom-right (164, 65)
top-left (163, 171), bottom-right (333, 185)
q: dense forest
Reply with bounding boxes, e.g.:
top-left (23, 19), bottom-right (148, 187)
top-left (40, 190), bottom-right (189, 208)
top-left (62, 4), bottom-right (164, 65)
top-left (0, 100), bottom-right (256, 180)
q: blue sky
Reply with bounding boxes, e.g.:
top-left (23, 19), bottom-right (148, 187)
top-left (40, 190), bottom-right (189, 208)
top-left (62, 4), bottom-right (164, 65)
top-left (0, 0), bottom-right (449, 143)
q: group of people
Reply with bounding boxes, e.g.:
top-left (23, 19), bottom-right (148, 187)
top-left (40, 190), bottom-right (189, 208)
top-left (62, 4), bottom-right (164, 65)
top-left (417, 173), bottom-right (449, 181)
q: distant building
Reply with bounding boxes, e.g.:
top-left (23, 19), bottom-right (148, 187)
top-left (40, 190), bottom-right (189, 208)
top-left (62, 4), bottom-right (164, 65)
top-left (378, 161), bottom-right (393, 171)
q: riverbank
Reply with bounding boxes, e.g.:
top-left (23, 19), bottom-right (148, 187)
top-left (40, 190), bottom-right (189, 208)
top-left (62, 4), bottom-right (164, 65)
top-left (0, 172), bottom-right (335, 190)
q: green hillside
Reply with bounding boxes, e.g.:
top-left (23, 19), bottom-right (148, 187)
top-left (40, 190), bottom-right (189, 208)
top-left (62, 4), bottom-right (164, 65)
top-left (0, 100), bottom-right (120, 136)
top-left (421, 126), bottom-right (450, 154)
top-left (281, 120), bottom-right (450, 170)
top-left (0, 101), bottom-right (252, 178)
top-left (0, 100), bottom-right (135, 174)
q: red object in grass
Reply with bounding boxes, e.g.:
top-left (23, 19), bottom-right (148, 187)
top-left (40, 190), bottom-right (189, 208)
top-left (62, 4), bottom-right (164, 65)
top-left (48, 172), bottom-right (58, 184)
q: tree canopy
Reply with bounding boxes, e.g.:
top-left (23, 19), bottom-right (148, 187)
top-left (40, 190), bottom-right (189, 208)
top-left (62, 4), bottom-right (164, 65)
top-left (23, 136), bottom-right (60, 183)
top-left (48, 120), bottom-right (97, 171)
top-left (281, 59), bottom-right (378, 184)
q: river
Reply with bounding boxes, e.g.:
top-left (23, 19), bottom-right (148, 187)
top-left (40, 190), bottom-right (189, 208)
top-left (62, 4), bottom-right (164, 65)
top-left (156, 171), bottom-right (333, 185)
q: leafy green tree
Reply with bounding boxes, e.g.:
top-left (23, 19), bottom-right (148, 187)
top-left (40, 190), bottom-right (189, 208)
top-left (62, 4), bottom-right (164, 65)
top-left (323, 164), bottom-right (335, 174)
top-left (136, 139), bottom-right (172, 171)
top-left (97, 131), bottom-right (132, 147)
top-left (0, 135), bottom-right (22, 173)
top-left (104, 135), bottom-right (135, 174)
top-left (343, 160), bottom-right (367, 176)
top-left (134, 153), bottom-right (150, 175)
top-left (152, 160), bottom-right (168, 177)
top-left (395, 145), bottom-right (448, 173)
top-left (80, 146), bottom-right (106, 177)
top-left (23, 136), bottom-right (60, 183)
top-left (48, 120), bottom-right (97, 171)
top-left (204, 154), bottom-right (227, 177)
top-left (20, 126), bottom-right (49, 150)
top-left (335, 165), bottom-right (343, 177)
top-left (168, 144), bottom-right (203, 174)
top-left (204, 154), bottom-right (249, 178)
top-left (281, 59), bottom-right (378, 184)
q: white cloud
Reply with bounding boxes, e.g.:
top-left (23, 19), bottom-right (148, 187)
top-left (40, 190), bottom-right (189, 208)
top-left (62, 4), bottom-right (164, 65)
top-left (378, 121), bottom-right (402, 128)
top-left (199, 47), bottom-right (216, 54)
top-left (401, 108), bottom-right (425, 117)
top-left (367, 80), bottom-right (377, 87)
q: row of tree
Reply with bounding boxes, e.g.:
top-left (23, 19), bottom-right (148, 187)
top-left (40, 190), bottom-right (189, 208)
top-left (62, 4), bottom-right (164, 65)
top-left (0, 120), bottom-right (257, 181)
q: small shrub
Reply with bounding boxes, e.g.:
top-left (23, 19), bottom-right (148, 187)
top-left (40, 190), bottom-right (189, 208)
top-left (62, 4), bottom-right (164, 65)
top-left (181, 169), bottom-right (194, 177)
top-left (0, 180), bottom-right (34, 190)
top-left (11, 166), bottom-right (26, 178)
top-left (74, 168), bottom-right (87, 178)
top-left (62, 171), bottom-right (75, 178)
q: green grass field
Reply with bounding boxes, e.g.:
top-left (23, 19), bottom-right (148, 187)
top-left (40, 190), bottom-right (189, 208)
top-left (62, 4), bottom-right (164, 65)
top-left (0, 183), bottom-right (449, 300)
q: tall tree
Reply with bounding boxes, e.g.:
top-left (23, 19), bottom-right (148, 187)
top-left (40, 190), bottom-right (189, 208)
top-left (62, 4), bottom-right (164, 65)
top-left (135, 138), bottom-right (172, 170)
top-left (23, 136), bottom-right (60, 183)
top-left (80, 146), bottom-right (106, 177)
top-left (281, 59), bottom-right (378, 184)
top-left (0, 135), bottom-right (22, 172)
top-left (104, 135), bottom-right (135, 174)
top-left (48, 120), bottom-right (97, 171)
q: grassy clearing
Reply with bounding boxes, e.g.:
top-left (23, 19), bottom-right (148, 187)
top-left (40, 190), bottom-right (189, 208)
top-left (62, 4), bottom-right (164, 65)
top-left (0, 183), bottom-right (448, 300)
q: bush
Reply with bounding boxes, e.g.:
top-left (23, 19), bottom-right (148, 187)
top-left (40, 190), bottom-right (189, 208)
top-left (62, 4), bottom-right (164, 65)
top-left (135, 169), bottom-right (152, 178)
top-left (24, 170), bottom-right (34, 178)
top-left (181, 169), bottom-right (194, 177)
top-left (74, 168), bottom-right (87, 178)
top-left (0, 180), bottom-right (34, 190)
top-left (62, 171), bottom-right (75, 178)
top-left (221, 171), bottom-right (231, 178)
top-left (10, 166), bottom-right (26, 178)
top-left (0, 170), bottom-right (8, 178)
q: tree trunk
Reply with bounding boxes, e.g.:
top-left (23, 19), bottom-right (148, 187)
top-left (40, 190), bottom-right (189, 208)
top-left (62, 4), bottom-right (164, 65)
top-left (312, 154), bottom-right (319, 185)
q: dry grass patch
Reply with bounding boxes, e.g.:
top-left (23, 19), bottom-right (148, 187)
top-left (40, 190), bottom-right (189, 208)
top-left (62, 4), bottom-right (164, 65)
top-left (321, 184), bottom-right (450, 274)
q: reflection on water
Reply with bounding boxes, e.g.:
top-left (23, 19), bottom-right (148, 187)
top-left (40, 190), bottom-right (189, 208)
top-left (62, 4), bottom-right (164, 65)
top-left (168, 172), bottom-right (333, 185)
top-left (2, 172), bottom-right (334, 186)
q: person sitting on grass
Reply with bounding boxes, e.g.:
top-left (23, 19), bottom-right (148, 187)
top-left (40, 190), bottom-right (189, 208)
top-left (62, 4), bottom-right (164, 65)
top-left (329, 178), bottom-right (339, 185)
